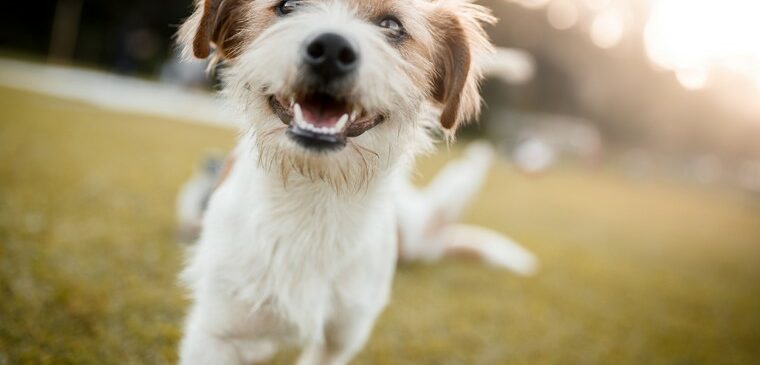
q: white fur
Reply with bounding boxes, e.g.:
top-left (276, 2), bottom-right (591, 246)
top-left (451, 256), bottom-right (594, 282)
top-left (178, 2), bottom-right (536, 364)
top-left (181, 136), bottom-right (400, 365)
top-left (180, 4), bottom-right (427, 364)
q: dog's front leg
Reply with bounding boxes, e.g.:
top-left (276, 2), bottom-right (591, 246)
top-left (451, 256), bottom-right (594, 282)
top-left (179, 302), bottom-right (256, 365)
top-left (180, 318), bottom-right (242, 365)
top-left (296, 314), bottom-right (376, 365)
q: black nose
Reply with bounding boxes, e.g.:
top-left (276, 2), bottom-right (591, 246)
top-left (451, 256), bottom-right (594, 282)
top-left (303, 33), bottom-right (359, 80)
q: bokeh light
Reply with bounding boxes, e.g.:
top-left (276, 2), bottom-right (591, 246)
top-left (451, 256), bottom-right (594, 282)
top-left (590, 10), bottom-right (624, 49)
top-left (547, 0), bottom-right (579, 30)
top-left (516, 0), bottom-right (552, 10)
top-left (675, 68), bottom-right (709, 91)
top-left (582, 0), bottom-right (612, 12)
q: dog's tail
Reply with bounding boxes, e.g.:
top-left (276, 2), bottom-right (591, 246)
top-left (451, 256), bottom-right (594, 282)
top-left (437, 224), bottom-right (538, 275)
top-left (397, 141), bottom-right (539, 276)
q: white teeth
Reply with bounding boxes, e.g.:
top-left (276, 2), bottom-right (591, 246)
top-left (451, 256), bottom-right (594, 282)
top-left (291, 104), bottom-right (353, 136)
top-left (336, 114), bottom-right (349, 131)
top-left (289, 97), bottom-right (295, 108)
top-left (350, 108), bottom-right (360, 122)
top-left (294, 103), bottom-right (304, 126)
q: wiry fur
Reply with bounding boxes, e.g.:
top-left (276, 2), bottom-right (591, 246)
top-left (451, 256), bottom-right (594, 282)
top-left (176, 1), bottom-right (513, 365)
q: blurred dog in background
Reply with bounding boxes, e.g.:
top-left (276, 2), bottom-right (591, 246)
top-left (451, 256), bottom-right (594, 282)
top-left (175, 1), bottom-right (536, 364)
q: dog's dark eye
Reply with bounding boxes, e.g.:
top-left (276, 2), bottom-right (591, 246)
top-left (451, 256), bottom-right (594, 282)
top-left (378, 16), bottom-right (406, 41)
top-left (276, 0), bottom-right (301, 16)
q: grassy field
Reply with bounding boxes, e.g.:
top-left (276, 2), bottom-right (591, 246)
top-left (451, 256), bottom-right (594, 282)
top-left (1, 86), bottom-right (759, 365)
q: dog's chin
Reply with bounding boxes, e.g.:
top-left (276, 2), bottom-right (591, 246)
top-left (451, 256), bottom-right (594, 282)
top-left (268, 93), bottom-right (385, 153)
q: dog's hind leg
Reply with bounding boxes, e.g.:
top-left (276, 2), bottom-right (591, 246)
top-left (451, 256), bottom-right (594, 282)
top-left (396, 141), bottom-right (493, 261)
top-left (422, 141), bottom-right (496, 224)
top-left (396, 141), bottom-right (538, 275)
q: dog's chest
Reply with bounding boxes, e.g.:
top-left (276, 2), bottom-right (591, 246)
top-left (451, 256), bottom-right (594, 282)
top-left (200, 175), bottom-right (397, 342)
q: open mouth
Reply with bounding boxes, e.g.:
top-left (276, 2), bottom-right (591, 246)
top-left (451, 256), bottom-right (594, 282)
top-left (268, 93), bottom-right (385, 151)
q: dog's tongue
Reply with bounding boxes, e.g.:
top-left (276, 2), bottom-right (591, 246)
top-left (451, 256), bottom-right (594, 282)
top-left (299, 94), bottom-right (348, 128)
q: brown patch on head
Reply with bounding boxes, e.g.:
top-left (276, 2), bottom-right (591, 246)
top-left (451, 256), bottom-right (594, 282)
top-left (347, 0), bottom-right (394, 19)
top-left (182, 0), bottom-right (248, 59)
top-left (431, 12), bottom-right (471, 130)
top-left (178, 0), bottom-right (495, 132)
top-left (179, 0), bottom-right (276, 61)
top-left (427, 1), bottom-right (495, 131)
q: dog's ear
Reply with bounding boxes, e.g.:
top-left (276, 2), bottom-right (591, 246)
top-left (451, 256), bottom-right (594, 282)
top-left (430, 3), bottom-right (495, 131)
top-left (179, 0), bottom-right (248, 60)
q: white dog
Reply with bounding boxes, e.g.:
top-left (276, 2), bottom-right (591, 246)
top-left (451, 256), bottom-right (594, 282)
top-left (177, 1), bottom-right (536, 364)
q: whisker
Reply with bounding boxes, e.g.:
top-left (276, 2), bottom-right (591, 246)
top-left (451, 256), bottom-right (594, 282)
top-left (353, 143), bottom-right (380, 160)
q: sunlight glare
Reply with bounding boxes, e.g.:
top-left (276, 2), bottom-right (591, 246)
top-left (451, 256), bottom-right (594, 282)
top-left (645, 0), bottom-right (760, 91)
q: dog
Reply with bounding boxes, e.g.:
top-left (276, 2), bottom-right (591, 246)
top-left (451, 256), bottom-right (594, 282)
top-left (176, 1), bottom-right (536, 364)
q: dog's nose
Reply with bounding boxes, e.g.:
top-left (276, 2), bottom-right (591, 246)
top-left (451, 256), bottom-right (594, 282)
top-left (303, 33), bottom-right (359, 80)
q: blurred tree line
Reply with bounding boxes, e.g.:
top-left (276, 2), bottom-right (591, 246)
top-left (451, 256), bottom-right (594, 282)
top-left (478, 0), bottom-right (760, 162)
top-left (1, 0), bottom-right (758, 164)
top-left (0, 0), bottom-right (190, 74)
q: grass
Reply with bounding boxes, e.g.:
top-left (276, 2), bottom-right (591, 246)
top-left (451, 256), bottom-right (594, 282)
top-left (1, 86), bottom-right (759, 364)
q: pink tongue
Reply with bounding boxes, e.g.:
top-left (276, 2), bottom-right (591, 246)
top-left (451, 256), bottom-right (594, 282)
top-left (300, 99), bottom-right (346, 128)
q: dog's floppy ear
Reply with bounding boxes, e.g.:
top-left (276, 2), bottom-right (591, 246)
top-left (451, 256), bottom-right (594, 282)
top-left (430, 2), bottom-right (495, 131)
top-left (179, 0), bottom-right (248, 60)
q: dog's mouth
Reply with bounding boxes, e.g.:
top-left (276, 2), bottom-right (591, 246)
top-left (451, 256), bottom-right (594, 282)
top-left (268, 93), bottom-right (385, 151)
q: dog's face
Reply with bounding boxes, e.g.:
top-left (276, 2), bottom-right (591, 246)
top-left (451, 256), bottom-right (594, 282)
top-left (180, 0), bottom-right (494, 190)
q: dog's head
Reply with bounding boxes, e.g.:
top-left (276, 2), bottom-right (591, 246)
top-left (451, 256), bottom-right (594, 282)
top-left (180, 0), bottom-right (494, 190)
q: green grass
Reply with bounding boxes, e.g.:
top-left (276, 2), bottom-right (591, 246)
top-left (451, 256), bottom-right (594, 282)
top-left (1, 86), bottom-right (759, 365)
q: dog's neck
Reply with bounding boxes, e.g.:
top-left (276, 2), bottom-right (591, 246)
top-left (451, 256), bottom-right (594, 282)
top-left (222, 137), bottom-right (398, 284)
top-left (209, 140), bottom-right (400, 342)
top-left (235, 134), bottom-right (400, 207)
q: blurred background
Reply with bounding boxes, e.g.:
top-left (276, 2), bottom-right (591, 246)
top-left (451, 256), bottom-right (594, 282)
top-left (1, 0), bottom-right (759, 364)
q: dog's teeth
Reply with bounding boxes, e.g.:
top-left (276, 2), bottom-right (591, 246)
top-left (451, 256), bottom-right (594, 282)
top-left (292, 105), bottom-right (347, 135)
top-left (351, 108), bottom-right (360, 121)
top-left (336, 114), bottom-right (349, 131)
top-left (294, 103), bottom-right (304, 124)
top-left (294, 103), bottom-right (303, 120)
top-left (289, 98), bottom-right (295, 108)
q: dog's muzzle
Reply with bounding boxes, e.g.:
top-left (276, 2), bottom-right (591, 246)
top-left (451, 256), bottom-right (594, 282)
top-left (267, 32), bottom-right (385, 153)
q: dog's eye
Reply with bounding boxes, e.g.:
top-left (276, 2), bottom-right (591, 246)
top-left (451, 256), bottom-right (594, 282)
top-left (378, 16), bottom-right (406, 41)
top-left (276, 0), bottom-right (301, 16)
